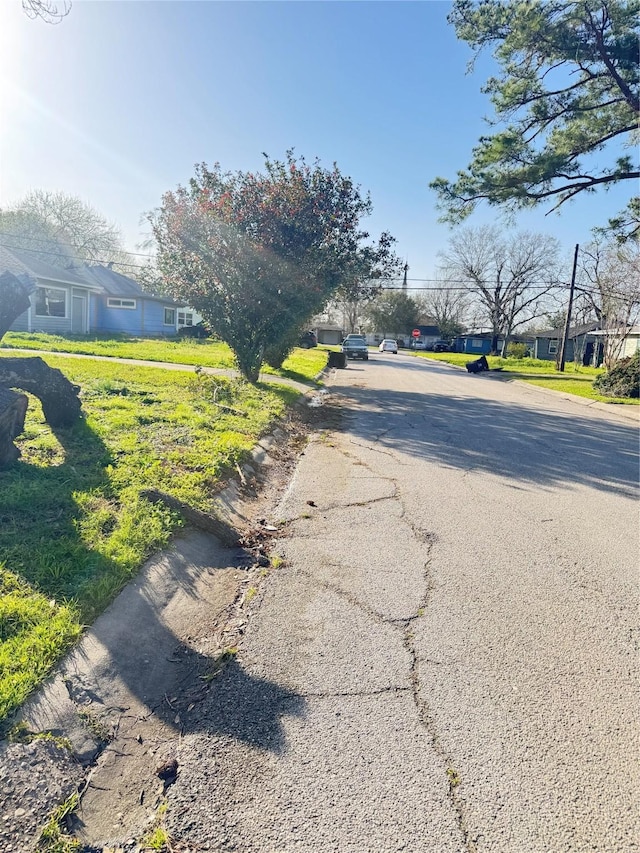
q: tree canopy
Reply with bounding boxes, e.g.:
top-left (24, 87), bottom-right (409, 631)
top-left (364, 291), bottom-right (422, 337)
top-left (332, 235), bottom-right (403, 334)
top-left (438, 226), bottom-right (561, 353)
top-left (0, 190), bottom-right (126, 269)
top-left (577, 235), bottom-right (640, 365)
top-left (149, 152), bottom-right (397, 381)
top-left (417, 286), bottom-right (468, 341)
top-left (430, 0), bottom-right (639, 234)
top-left (21, 0), bottom-right (71, 24)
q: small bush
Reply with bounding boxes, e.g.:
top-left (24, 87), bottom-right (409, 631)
top-left (506, 342), bottom-right (529, 359)
top-left (593, 352), bottom-right (640, 398)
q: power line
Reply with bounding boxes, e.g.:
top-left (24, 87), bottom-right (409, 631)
top-left (0, 232), bottom-right (572, 285)
top-left (0, 238), bottom-right (632, 302)
top-left (0, 230), bottom-right (155, 261)
top-left (0, 240), bottom-right (151, 273)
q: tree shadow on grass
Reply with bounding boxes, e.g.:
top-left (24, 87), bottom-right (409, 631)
top-left (334, 379), bottom-right (639, 498)
top-left (0, 417), bottom-right (114, 605)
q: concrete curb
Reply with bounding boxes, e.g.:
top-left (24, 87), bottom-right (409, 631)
top-left (20, 381), bottom-right (323, 750)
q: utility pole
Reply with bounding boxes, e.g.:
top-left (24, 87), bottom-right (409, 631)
top-left (401, 262), bottom-right (408, 291)
top-left (557, 243), bottom-right (579, 373)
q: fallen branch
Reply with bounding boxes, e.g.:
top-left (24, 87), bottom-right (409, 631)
top-left (0, 356), bottom-right (82, 427)
top-left (140, 488), bottom-right (239, 546)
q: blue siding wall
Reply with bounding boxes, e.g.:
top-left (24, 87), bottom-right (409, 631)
top-left (534, 338), bottom-right (574, 361)
top-left (452, 338), bottom-right (493, 354)
top-left (95, 298), bottom-right (177, 336)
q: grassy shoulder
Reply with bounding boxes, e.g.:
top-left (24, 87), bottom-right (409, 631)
top-left (416, 351), bottom-right (639, 405)
top-left (0, 353), bottom-right (300, 729)
top-left (1, 332), bottom-right (329, 385)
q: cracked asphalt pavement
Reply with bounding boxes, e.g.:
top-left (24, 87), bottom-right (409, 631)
top-left (167, 354), bottom-right (639, 853)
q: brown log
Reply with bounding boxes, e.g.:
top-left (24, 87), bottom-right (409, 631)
top-left (0, 271), bottom-right (35, 341)
top-left (0, 387), bottom-right (28, 467)
top-left (0, 356), bottom-right (82, 427)
top-left (140, 488), bottom-right (240, 546)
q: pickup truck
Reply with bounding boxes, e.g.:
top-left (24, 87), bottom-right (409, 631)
top-left (341, 337), bottom-right (369, 360)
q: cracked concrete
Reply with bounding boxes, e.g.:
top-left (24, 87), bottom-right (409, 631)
top-left (165, 427), bottom-right (469, 852)
top-left (10, 355), bottom-right (636, 852)
top-left (164, 354), bottom-right (638, 853)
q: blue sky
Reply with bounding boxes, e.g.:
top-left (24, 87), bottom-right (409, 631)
top-left (0, 0), bottom-right (634, 285)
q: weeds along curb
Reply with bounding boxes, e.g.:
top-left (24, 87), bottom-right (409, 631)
top-left (212, 378), bottom-right (331, 530)
top-left (0, 375), bottom-right (327, 853)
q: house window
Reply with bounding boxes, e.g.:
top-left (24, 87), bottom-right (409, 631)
top-left (35, 286), bottom-right (66, 318)
top-left (107, 298), bottom-right (136, 309)
top-left (471, 338), bottom-right (484, 348)
top-left (177, 310), bottom-right (193, 327)
top-left (548, 339), bottom-right (558, 354)
top-left (164, 307), bottom-right (176, 325)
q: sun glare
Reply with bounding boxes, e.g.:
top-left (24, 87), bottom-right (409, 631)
top-left (0, 4), bottom-right (21, 68)
top-left (0, 4), bottom-right (22, 119)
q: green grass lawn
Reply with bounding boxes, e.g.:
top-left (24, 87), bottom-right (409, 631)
top-left (1, 331), bottom-right (329, 385)
top-left (416, 351), bottom-right (639, 405)
top-left (0, 353), bottom-right (301, 729)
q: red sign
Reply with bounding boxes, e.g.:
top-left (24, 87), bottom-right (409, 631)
top-left (412, 329), bottom-right (420, 338)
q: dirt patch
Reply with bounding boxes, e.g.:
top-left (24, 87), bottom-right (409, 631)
top-left (0, 395), bottom-right (344, 852)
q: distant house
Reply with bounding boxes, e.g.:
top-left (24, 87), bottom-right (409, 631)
top-left (314, 322), bottom-right (344, 346)
top-left (533, 323), bottom-right (601, 365)
top-left (619, 327), bottom-right (640, 359)
top-left (410, 325), bottom-right (441, 349)
top-left (451, 333), bottom-right (505, 355)
top-left (83, 265), bottom-right (191, 337)
top-left (590, 326), bottom-right (640, 362)
top-left (1, 247), bottom-right (103, 336)
top-left (2, 248), bottom-right (195, 338)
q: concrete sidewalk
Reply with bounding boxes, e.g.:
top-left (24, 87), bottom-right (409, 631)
top-left (0, 347), bottom-right (315, 393)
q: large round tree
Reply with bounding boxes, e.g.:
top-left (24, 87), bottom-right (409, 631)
top-left (149, 151), bottom-right (397, 382)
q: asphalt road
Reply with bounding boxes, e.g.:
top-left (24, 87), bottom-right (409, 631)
top-left (167, 352), bottom-right (640, 853)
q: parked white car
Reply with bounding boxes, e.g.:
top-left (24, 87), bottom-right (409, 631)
top-left (379, 339), bottom-right (398, 353)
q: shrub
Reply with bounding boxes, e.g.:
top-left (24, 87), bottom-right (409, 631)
top-left (506, 342), bottom-right (529, 359)
top-left (593, 352), bottom-right (640, 398)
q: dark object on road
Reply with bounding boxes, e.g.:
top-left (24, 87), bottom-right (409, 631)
top-left (466, 355), bottom-right (489, 373)
top-left (156, 757), bottom-right (178, 781)
top-left (327, 351), bottom-right (347, 369)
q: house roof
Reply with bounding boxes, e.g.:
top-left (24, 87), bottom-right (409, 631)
top-left (454, 331), bottom-right (501, 339)
top-left (592, 325), bottom-right (640, 336)
top-left (535, 322), bottom-right (599, 339)
top-left (83, 265), bottom-right (184, 305)
top-left (414, 325), bottom-right (440, 336)
top-left (1, 247), bottom-right (103, 289)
